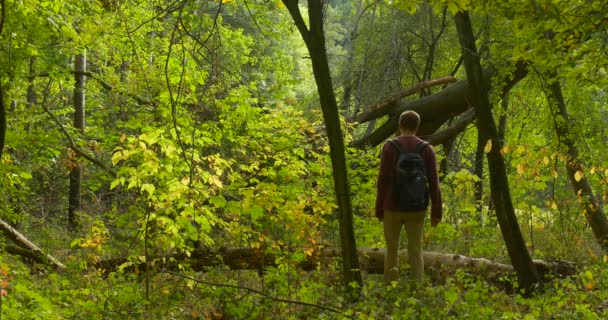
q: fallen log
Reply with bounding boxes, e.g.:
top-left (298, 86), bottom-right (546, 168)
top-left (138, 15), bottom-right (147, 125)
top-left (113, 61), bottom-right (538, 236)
top-left (351, 61), bottom-right (529, 148)
top-left (349, 76), bottom-right (457, 125)
top-left (0, 218), bottom-right (66, 269)
top-left (96, 247), bottom-right (575, 283)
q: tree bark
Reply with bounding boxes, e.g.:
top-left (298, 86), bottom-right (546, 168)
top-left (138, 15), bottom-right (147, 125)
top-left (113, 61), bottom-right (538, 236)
top-left (69, 52), bottom-right (86, 231)
top-left (546, 76), bottom-right (608, 251)
top-left (282, 0), bottom-right (362, 299)
top-left (0, 0), bottom-right (5, 160)
top-left (350, 62), bottom-right (528, 148)
top-left (474, 125), bottom-right (484, 214)
top-left (96, 247), bottom-right (575, 285)
top-left (350, 76), bottom-right (456, 125)
top-left (0, 218), bottom-right (66, 269)
top-left (455, 11), bottom-right (541, 293)
top-left (0, 82), bottom-right (4, 160)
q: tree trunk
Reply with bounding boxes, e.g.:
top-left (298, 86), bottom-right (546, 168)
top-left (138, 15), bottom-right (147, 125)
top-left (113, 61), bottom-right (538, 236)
top-left (350, 61), bottom-right (528, 148)
top-left (0, 0), bottom-right (4, 159)
top-left (69, 52), bottom-right (86, 231)
top-left (546, 77), bottom-right (608, 251)
top-left (0, 218), bottom-right (66, 269)
top-left (0, 81), bottom-right (4, 160)
top-left (282, 0), bottom-right (362, 300)
top-left (474, 126), bottom-right (484, 214)
top-left (96, 247), bottom-right (576, 286)
top-left (455, 11), bottom-right (541, 293)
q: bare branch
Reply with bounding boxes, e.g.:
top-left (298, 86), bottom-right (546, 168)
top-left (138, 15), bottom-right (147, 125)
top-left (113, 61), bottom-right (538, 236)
top-left (40, 81), bottom-right (117, 177)
top-left (159, 268), bottom-right (347, 316)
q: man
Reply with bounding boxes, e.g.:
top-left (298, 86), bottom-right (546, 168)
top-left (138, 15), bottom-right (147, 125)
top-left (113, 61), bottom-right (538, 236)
top-left (375, 110), bottom-right (442, 283)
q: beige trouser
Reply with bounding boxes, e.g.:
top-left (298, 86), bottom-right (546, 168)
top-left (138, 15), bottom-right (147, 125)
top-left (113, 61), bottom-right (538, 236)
top-left (383, 210), bottom-right (426, 283)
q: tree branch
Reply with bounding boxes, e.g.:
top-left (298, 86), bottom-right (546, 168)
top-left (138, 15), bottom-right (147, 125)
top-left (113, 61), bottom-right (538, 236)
top-left (158, 268), bottom-right (346, 316)
top-left (423, 108), bottom-right (476, 146)
top-left (36, 71), bottom-right (154, 106)
top-left (40, 81), bottom-right (117, 177)
top-left (282, 0), bottom-right (310, 44)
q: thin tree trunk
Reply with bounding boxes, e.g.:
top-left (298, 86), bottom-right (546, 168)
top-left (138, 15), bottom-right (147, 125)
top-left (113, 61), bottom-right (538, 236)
top-left (455, 11), bottom-right (540, 293)
top-left (69, 52), bottom-right (86, 231)
top-left (0, 81), bottom-right (4, 160)
top-left (0, 0), bottom-right (5, 159)
top-left (546, 77), bottom-right (608, 251)
top-left (282, 0), bottom-right (362, 300)
top-left (498, 96), bottom-right (509, 143)
top-left (474, 128), bottom-right (484, 214)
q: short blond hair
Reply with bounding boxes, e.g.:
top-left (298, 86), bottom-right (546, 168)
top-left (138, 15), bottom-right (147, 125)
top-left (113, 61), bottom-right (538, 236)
top-left (399, 110), bottom-right (420, 132)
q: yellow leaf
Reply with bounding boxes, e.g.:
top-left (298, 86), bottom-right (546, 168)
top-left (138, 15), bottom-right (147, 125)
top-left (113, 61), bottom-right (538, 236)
top-left (590, 167), bottom-right (596, 174)
top-left (517, 164), bottom-right (525, 175)
top-left (552, 170), bottom-right (559, 178)
top-left (500, 145), bottom-right (510, 155)
top-left (209, 176), bottom-right (223, 188)
top-left (543, 157), bottom-right (550, 165)
top-left (484, 139), bottom-right (492, 153)
top-left (574, 171), bottom-right (584, 182)
top-left (304, 247), bottom-right (315, 257)
top-left (551, 202), bottom-right (558, 210)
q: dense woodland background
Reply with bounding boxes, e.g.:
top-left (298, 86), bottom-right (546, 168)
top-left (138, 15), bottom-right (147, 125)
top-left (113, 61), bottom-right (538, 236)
top-left (0, 0), bottom-right (608, 319)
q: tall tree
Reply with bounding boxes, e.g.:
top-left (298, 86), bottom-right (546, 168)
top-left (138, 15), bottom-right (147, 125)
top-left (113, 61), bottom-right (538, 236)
top-left (0, 0), bottom-right (5, 160)
top-left (282, 0), bottom-right (362, 299)
top-left (454, 10), bottom-right (540, 293)
top-left (545, 76), bottom-right (608, 251)
top-left (69, 51), bottom-right (86, 231)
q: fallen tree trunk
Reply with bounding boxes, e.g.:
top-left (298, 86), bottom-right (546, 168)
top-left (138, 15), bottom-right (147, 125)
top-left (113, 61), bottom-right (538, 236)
top-left (351, 62), bottom-right (529, 148)
top-left (97, 247), bottom-right (575, 283)
top-left (0, 218), bottom-right (66, 269)
top-left (349, 76), bottom-right (457, 125)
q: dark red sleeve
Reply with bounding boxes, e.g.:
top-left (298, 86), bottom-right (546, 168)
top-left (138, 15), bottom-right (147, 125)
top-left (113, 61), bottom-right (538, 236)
top-left (376, 142), bottom-right (395, 220)
top-left (423, 145), bottom-right (442, 221)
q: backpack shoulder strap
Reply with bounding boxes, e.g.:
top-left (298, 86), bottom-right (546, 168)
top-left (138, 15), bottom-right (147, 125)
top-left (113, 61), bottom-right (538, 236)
top-left (415, 141), bottom-right (430, 154)
top-left (388, 139), bottom-right (404, 154)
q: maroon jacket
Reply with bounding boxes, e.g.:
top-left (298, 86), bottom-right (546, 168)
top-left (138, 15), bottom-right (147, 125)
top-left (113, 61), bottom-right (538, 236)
top-left (375, 135), bottom-right (442, 221)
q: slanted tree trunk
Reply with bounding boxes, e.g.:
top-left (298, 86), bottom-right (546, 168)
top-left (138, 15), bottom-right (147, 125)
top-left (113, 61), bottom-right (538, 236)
top-left (455, 11), bottom-right (541, 293)
top-left (0, 218), bottom-right (65, 269)
top-left (351, 62), bottom-right (528, 148)
top-left (69, 52), bottom-right (86, 231)
top-left (282, 0), bottom-right (362, 300)
top-left (546, 76), bottom-right (608, 251)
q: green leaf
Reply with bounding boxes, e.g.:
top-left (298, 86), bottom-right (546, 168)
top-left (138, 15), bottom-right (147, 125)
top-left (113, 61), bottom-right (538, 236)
top-left (250, 205), bottom-right (264, 221)
top-left (141, 183), bottom-right (156, 196)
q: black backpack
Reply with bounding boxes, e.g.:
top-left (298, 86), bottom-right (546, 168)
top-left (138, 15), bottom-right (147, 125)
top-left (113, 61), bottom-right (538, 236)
top-left (388, 139), bottom-right (430, 211)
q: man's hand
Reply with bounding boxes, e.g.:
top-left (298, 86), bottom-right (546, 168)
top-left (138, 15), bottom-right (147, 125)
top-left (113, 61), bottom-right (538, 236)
top-left (431, 217), bottom-right (441, 227)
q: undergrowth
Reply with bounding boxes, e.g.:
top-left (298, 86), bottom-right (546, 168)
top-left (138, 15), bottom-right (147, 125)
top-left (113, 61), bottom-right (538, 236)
top-left (2, 254), bottom-right (608, 319)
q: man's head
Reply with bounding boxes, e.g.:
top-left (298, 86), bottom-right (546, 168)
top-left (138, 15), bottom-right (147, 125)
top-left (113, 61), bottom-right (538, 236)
top-left (399, 110), bottom-right (420, 134)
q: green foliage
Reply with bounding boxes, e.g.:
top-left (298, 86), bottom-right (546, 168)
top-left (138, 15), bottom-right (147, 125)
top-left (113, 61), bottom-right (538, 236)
top-left (1, 0), bottom-right (608, 318)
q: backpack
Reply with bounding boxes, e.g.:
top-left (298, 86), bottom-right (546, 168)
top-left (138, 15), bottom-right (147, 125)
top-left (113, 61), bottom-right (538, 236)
top-left (388, 139), bottom-right (430, 211)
